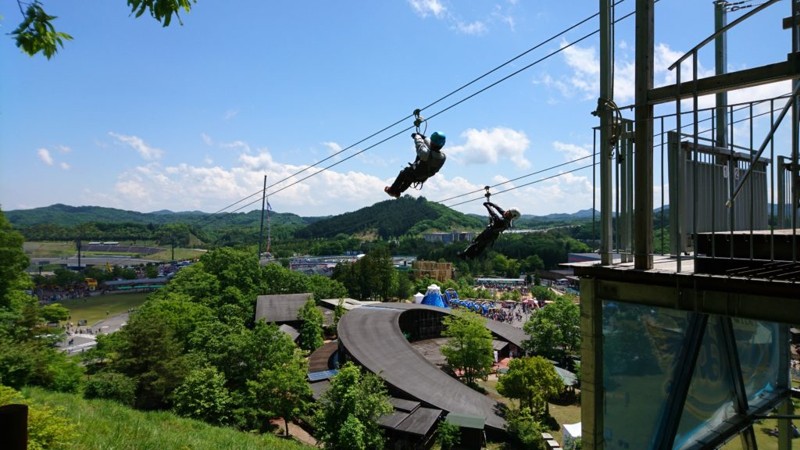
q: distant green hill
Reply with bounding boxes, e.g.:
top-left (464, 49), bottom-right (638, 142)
top-left (293, 196), bottom-right (485, 239)
top-left (4, 202), bottom-right (598, 243)
top-left (4, 203), bottom-right (310, 229)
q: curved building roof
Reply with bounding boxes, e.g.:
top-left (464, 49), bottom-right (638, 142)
top-left (338, 303), bottom-right (528, 431)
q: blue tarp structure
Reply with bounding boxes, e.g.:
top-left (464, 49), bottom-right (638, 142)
top-left (443, 289), bottom-right (459, 306)
top-left (421, 284), bottom-right (448, 308)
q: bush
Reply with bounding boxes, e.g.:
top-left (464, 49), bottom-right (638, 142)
top-left (506, 407), bottom-right (545, 450)
top-left (83, 372), bottom-right (136, 406)
top-left (0, 385), bottom-right (77, 450)
top-left (48, 354), bottom-right (84, 393)
top-left (172, 366), bottom-right (232, 425)
top-left (436, 420), bottom-right (460, 450)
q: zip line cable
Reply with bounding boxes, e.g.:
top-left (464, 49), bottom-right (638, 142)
top-left (253, 1), bottom-right (629, 198)
top-left (197, 90), bottom-right (779, 224)
top-left (443, 92), bottom-right (788, 208)
top-left (445, 163), bottom-right (597, 208)
top-left (197, 3), bottom-right (641, 223)
top-left (436, 154), bottom-right (595, 204)
top-left (263, 8), bottom-right (639, 200)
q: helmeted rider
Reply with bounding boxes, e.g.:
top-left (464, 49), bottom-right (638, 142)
top-left (385, 131), bottom-right (446, 198)
top-left (458, 202), bottom-right (521, 260)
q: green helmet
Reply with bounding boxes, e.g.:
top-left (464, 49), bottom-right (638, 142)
top-left (430, 132), bottom-right (446, 148)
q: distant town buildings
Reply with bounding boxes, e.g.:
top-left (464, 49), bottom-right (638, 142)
top-left (422, 231), bottom-right (475, 244)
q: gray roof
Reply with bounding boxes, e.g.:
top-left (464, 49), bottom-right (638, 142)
top-left (309, 380), bottom-right (331, 400)
top-left (278, 324), bottom-right (299, 341)
top-left (390, 397), bottom-right (421, 413)
top-left (338, 303), bottom-right (524, 431)
top-left (446, 412), bottom-right (486, 429)
top-left (378, 405), bottom-right (442, 436)
top-left (555, 366), bottom-right (578, 386)
top-left (255, 293), bottom-right (312, 323)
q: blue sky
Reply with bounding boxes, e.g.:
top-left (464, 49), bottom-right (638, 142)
top-left (0, 1), bottom-right (791, 217)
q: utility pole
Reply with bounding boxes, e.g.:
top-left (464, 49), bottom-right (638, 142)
top-left (258, 175), bottom-right (267, 259)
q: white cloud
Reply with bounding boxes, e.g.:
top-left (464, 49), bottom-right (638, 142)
top-left (220, 140), bottom-right (252, 153)
top-left (201, 133), bottom-right (214, 146)
top-left (552, 41), bottom-right (716, 104)
top-left (446, 127), bottom-right (531, 168)
top-left (408, 0), bottom-right (446, 18)
top-left (553, 141), bottom-right (591, 160)
top-left (322, 141), bottom-right (343, 155)
top-left (60, 162), bottom-right (71, 170)
top-left (56, 145), bottom-right (71, 153)
top-left (455, 20), bottom-right (487, 35)
top-left (408, 1), bottom-right (510, 36)
top-left (37, 148), bottom-right (54, 166)
top-left (109, 132), bottom-right (164, 160)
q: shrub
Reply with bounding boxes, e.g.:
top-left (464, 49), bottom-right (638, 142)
top-left (0, 385), bottom-right (77, 450)
top-left (436, 420), bottom-right (460, 450)
top-left (83, 372), bottom-right (136, 406)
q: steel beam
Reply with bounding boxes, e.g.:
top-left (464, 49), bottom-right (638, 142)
top-left (650, 57), bottom-right (800, 105)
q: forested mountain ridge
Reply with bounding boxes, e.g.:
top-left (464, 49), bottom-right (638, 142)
top-left (293, 196), bottom-right (485, 239)
top-left (4, 201), bottom-right (598, 245)
top-left (4, 203), bottom-right (311, 228)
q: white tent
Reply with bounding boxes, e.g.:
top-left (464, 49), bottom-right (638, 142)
top-left (562, 422), bottom-right (582, 450)
top-left (413, 292), bottom-right (424, 304)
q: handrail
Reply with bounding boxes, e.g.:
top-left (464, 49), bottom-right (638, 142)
top-left (668, 0), bottom-right (782, 71)
top-left (726, 82), bottom-right (800, 207)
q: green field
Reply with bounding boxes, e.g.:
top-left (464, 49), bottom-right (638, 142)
top-left (57, 292), bottom-right (151, 327)
top-left (23, 241), bottom-right (207, 263)
top-left (23, 241), bottom-right (76, 258)
top-left (22, 387), bottom-right (314, 450)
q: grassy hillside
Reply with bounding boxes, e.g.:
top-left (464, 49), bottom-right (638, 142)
top-left (23, 387), bottom-right (314, 450)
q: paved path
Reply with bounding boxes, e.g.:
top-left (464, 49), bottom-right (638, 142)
top-left (59, 312), bottom-right (130, 354)
top-left (269, 419), bottom-right (318, 447)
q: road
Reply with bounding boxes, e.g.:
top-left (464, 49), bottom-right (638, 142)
top-left (58, 312), bottom-right (130, 355)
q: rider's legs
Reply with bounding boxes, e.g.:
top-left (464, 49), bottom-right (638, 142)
top-left (386, 164), bottom-right (423, 197)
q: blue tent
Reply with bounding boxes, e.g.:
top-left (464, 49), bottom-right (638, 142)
top-left (421, 284), bottom-right (448, 308)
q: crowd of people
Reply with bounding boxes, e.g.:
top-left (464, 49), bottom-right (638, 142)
top-left (446, 289), bottom-right (542, 328)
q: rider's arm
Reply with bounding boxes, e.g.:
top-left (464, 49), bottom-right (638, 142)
top-left (484, 202), bottom-right (502, 221)
top-left (413, 134), bottom-right (431, 161)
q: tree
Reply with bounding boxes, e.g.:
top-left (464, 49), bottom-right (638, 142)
top-left (332, 246), bottom-right (397, 301)
top-left (314, 362), bottom-right (392, 450)
top-left (11, 0), bottom-right (197, 59)
top-left (40, 303), bottom-right (70, 323)
top-left (297, 298), bottom-right (324, 352)
top-left (440, 310), bottom-right (494, 386)
top-left (437, 421), bottom-right (461, 450)
top-left (247, 349), bottom-right (311, 436)
top-left (523, 296), bottom-right (581, 363)
top-left (173, 366), bottom-right (233, 425)
top-left (111, 312), bottom-right (188, 410)
top-left (497, 356), bottom-right (563, 416)
top-left (505, 407), bottom-right (546, 449)
top-left (0, 210), bottom-right (31, 310)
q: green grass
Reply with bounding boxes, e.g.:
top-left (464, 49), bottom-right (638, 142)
top-left (719, 398), bottom-right (800, 450)
top-left (23, 241), bottom-right (76, 258)
top-left (58, 292), bottom-right (151, 327)
top-left (23, 387), bottom-right (313, 450)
